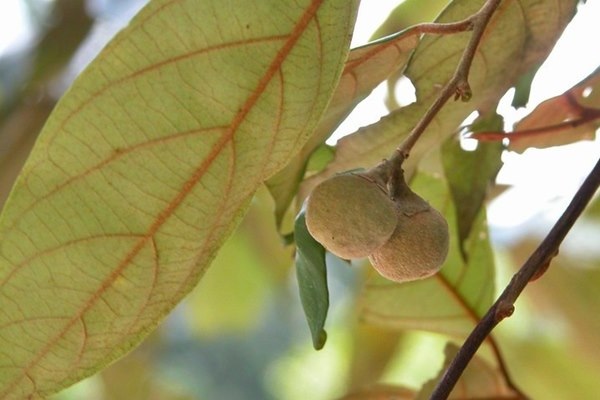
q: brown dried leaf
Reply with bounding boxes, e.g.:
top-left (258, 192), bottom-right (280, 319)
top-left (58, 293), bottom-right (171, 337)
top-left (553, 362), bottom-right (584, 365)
top-left (508, 66), bottom-right (600, 152)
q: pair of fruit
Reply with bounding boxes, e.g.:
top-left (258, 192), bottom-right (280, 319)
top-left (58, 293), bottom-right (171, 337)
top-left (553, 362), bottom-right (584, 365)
top-left (305, 172), bottom-right (448, 282)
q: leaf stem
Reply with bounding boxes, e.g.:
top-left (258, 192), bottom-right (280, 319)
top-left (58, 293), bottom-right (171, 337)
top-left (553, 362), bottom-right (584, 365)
top-left (429, 156), bottom-right (600, 400)
top-left (471, 108), bottom-right (600, 142)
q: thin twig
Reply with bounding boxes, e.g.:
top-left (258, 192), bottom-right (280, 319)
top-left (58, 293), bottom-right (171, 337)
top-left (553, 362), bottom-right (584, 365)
top-left (380, 0), bottom-right (502, 198)
top-left (430, 156), bottom-right (600, 399)
top-left (397, 0), bottom-right (502, 157)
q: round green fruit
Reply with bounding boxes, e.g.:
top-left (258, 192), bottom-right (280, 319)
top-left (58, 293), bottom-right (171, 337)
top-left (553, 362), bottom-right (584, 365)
top-left (305, 173), bottom-right (396, 259)
top-left (369, 188), bottom-right (449, 282)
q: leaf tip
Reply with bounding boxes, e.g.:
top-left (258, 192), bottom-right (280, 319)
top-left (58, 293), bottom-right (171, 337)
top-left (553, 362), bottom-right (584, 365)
top-left (312, 329), bottom-right (328, 350)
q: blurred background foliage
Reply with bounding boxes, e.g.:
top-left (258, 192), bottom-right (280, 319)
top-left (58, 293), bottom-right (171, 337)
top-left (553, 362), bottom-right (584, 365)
top-left (1, 0), bottom-right (599, 399)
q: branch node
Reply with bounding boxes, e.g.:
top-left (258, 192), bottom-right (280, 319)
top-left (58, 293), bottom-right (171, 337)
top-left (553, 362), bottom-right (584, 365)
top-left (455, 81), bottom-right (472, 101)
top-left (530, 249), bottom-right (559, 281)
top-left (494, 301), bottom-right (515, 322)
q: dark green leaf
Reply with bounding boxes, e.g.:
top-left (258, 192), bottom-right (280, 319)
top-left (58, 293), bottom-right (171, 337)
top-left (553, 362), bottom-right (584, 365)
top-left (442, 113), bottom-right (504, 258)
top-left (294, 210), bottom-right (329, 350)
top-left (511, 67), bottom-right (538, 108)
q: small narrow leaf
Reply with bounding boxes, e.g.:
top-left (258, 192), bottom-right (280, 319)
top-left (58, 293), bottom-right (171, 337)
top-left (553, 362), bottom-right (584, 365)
top-left (306, 144), bottom-right (336, 174)
top-left (511, 66), bottom-right (538, 108)
top-left (294, 210), bottom-right (329, 350)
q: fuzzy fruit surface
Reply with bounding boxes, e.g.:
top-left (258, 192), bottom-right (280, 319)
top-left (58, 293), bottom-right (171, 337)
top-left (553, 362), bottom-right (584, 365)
top-left (305, 173), bottom-right (396, 259)
top-left (369, 188), bottom-right (449, 282)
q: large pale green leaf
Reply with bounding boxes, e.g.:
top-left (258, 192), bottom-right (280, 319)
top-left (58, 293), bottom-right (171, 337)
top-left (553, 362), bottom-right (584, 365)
top-left (358, 172), bottom-right (495, 338)
top-left (302, 0), bottom-right (578, 195)
top-left (183, 188), bottom-right (286, 337)
top-left (266, 31), bottom-right (419, 229)
top-left (0, 0), bottom-right (358, 397)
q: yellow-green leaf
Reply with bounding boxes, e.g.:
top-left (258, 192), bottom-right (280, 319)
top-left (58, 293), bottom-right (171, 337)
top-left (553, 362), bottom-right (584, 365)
top-left (182, 187), bottom-right (292, 337)
top-left (0, 0), bottom-right (358, 397)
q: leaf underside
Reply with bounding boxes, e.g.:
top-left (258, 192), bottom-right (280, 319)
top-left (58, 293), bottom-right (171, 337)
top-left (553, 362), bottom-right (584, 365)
top-left (0, 0), bottom-right (358, 397)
